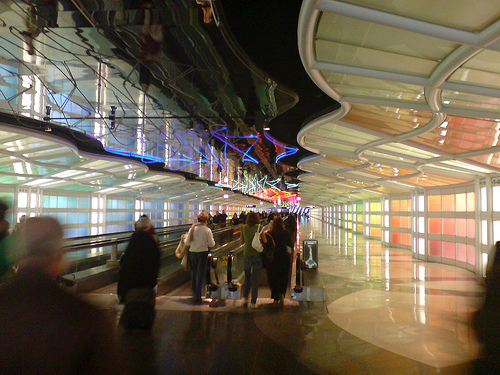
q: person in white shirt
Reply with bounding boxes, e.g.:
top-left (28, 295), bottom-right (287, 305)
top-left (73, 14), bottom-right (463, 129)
top-left (184, 212), bottom-right (215, 303)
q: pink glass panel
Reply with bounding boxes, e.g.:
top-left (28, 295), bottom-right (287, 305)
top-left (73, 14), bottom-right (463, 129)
top-left (428, 195), bottom-right (441, 212)
top-left (443, 241), bottom-right (456, 259)
top-left (442, 218), bottom-right (455, 235)
top-left (456, 218), bottom-right (467, 236)
top-left (457, 243), bottom-right (467, 262)
top-left (428, 218), bottom-right (442, 234)
top-left (442, 195), bottom-right (455, 211)
top-left (467, 245), bottom-right (476, 265)
top-left (429, 240), bottom-right (442, 257)
top-left (467, 219), bottom-right (476, 237)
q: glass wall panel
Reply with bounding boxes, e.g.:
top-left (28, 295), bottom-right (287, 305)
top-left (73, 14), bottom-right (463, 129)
top-left (456, 218), bottom-right (467, 235)
top-left (442, 218), bottom-right (455, 235)
top-left (391, 200), bottom-right (400, 211)
top-left (468, 245), bottom-right (476, 265)
top-left (443, 241), bottom-right (456, 259)
top-left (428, 195), bottom-right (441, 211)
top-left (391, 216), bottom-right (400, 227)
top-left (467, 219), bottom-right (476, 237)
top-left (429, 240), bottom-right (442, 257)
top-left (467, 192), bottom-right (475, 211)
top-left (456, 193), bottom-right (466, 212)
top-left (457, 243), bottom-right (467, 262)
top-left (428, 218), bottom-right (441, 233)
top-left (442, 195), bottom-right (455, 211)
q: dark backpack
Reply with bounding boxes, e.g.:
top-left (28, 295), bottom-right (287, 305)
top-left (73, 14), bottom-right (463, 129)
top-left (261, 232), bottom-right (276, 266)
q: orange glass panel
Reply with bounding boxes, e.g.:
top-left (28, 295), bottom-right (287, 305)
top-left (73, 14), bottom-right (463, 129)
top-left (467, 219), bottom-right (476, 237)
top-left (467, 245), bottom-right (476, 265)
top-left (456, 219), bottom-right (467, 236)
top-left (428, 195), bottom-right (441, 212)
top-left (443, 241), bottom-right (456, 259)
top-left (428, 218), bottom-right (442, 234)
top-left (400, 199), bottom-right (408, 212)
top-left (457, 243), bottom-right (467, 262)
top-left (442, 218), bottom-right (455, 235)
top-left (370, 227), bottom-right (382, 237)
top-left (442, 195), bottom-right (455, 211)
top-left (391, 216), bottom-right (401, 227)
top-left (429, 240), bottom-right (442, 257)
top-left (467, 192), bottom-right (475, 211)
top-left (391, 232), bottom-right (401, 244)
top-left (400, 216), bottom-right (410, 229)
top-left (391, 199), bottom-right (400, 211)
top-left (456, 194), bottom-right (466, 212)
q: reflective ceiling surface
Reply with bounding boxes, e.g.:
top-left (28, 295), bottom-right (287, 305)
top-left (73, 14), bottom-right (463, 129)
top-left (297, 0), bottom-right (500, 205)
top-left (5, 1), bottom-right (500, 208)
top-left (0, 0), bottom-right (298, 208)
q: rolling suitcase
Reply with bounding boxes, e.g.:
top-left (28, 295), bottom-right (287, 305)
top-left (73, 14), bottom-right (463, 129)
top-left (120, 288), bottom-right (156, 330)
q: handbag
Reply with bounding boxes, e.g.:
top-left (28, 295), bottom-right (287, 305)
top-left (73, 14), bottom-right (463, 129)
top-left (175, 233), bottom-right (188, 258)
top-left (176, 233), bottom-right (191, 271)
top-left (251, 224), bottom-right (264, 253)
top-left (181, 251), bottom-right (190, 271)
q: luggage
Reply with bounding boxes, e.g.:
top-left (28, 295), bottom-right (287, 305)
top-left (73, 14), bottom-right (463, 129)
top-left (120, 288), bottom-right (156, 330)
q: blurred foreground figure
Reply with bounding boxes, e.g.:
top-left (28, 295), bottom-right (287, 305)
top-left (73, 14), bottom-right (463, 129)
top-left (472, 240), bottom-right (500, 374)
top-left (0, 217), bottom-right (126, 375)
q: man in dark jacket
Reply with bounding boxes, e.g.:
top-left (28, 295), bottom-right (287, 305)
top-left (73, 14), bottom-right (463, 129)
top-left (0, 216), bottom-right (126, 374)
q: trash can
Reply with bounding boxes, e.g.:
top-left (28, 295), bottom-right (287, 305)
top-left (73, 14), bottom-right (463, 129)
top-left (303, 239), bottom-right (318, 269)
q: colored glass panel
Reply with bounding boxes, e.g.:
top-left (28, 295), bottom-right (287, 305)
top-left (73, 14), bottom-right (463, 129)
top-left (400, 199), bottom-right (409, 212)
top-left (391, 216), bottom-right (400, 227)
top-left (443, 241), bottom-right (456, 259)
top-left (370, 227), bottom-right (382, 237)
top-left (467, 192), bottom-right (475, 211)
top-left (443, 218), bottom-right (456, 235)
top-left (457, 243), bottom-right (467, 262)
top-left (391, 199), bottom-right (400, 211)
top-left (468, 245), bottom-right (476, 265)
top-left (456, 219), bottom-right (467, 236)
top-left (429, 240), bottom-right (442, 257)
top-left (391, 232), bottom-right (400, 244)
top-left (428, 218), bottom-right (442, 234)
top-left (467, 219), bottom-right (476, 237)
top-left (428, 195), bottom-right (441, 211)
top-left (370, 215), bottom-right (382, 225)
top-left (456, 194), bottom-right (466, 212)
top-left (442, 195), bottom-right (455, 211)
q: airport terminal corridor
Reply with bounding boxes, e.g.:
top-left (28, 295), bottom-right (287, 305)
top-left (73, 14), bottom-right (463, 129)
top-left (86, 218), bottom-right (483, 375)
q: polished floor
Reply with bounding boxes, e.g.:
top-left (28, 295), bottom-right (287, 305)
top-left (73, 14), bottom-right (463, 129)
top-left (88, 218), bottom-right (483, 374)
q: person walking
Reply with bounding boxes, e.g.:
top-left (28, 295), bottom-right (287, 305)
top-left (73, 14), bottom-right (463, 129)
top-left (185, 212), bottom-right (215, 303)
top-left (0, 216), bottom-right (126, 374)
top-left (117, 216), bottom-right (160, 303)
top-left (240, 211), bottom-right (264, 308)
top-left (266, 216), bottom-right (293, 305)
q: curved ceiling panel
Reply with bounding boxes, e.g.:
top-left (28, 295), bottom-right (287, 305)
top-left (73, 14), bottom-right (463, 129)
top-left (297, 0), bottom-right (500, 205)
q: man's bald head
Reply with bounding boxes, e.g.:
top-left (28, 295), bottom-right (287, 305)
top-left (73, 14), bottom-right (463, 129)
top-left (18, 217), bottom-right (65, 271)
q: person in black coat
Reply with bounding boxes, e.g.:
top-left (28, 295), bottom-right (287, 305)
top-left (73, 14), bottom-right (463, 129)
top-left (265, 216), bottom-right (293, 305)
top-left (118, 216), bottom-right (160, 303)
